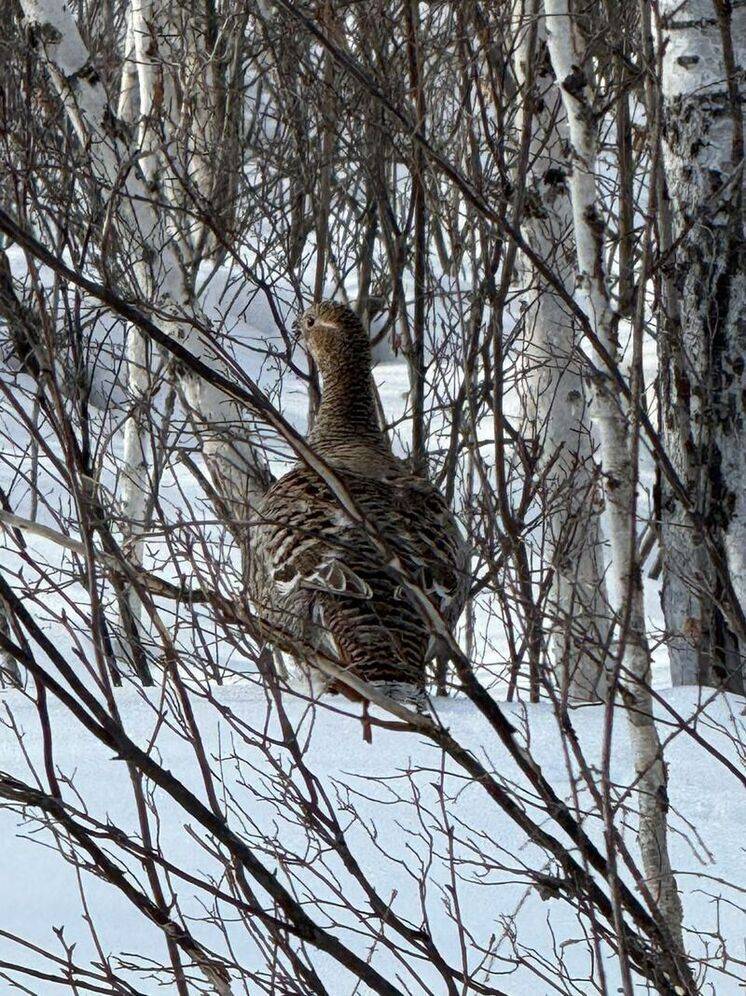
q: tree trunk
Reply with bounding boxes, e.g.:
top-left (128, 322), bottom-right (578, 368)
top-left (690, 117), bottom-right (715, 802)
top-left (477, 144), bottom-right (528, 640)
top-left (514, 12), bottom-right (611, 702)
top-left (116, 3), bottom-right (139, 123)
top-left (657, 0), bottom-right (746, 693)
top-left (544, 0), bottom-right (686, 953)
top-left (21, 0), bottom-right (272, 519)
top-left (20, 0), bottom-right (272, 683)
top-left (115, 0), bottom-right (236, 678)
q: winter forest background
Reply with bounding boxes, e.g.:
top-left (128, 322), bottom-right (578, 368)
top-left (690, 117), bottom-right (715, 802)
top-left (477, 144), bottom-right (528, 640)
top-left (0, 0), bottom-right (744, 993)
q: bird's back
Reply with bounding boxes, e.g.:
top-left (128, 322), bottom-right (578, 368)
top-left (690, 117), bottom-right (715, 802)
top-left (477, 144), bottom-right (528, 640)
top-left (248, 451), bottom-right (467, 697)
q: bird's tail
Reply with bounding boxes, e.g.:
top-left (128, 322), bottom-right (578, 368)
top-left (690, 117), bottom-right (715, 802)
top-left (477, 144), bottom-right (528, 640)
top-left (369, 679), bottom-right (428, 713)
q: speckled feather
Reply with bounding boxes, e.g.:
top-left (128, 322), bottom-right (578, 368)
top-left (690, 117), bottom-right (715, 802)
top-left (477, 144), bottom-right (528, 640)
top-left (248, 302), bottom-right (468, 702)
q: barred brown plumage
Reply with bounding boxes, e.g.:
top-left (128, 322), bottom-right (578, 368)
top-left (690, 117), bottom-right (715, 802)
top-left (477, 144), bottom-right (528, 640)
top-left (248, 302), bottom-right (468, 711)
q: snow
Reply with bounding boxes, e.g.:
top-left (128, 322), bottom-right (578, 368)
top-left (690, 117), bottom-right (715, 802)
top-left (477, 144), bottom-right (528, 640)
top-left (0, 682), bottom-right (743, 994)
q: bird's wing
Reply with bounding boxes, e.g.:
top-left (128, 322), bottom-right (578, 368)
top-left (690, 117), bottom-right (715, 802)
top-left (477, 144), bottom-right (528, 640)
top-left (249, 467), bottom-right (430, 686)
top-left (376, 476), bottom-right (469, 625)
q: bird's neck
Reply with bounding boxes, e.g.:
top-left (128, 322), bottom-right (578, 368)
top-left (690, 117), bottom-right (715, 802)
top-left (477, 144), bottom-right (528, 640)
top-left (309, 364), bottom-right (386, 452)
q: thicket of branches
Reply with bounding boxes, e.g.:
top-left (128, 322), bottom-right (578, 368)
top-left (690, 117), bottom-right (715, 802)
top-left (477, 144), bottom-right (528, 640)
top-left (0, 0), bottom-right (743, 993)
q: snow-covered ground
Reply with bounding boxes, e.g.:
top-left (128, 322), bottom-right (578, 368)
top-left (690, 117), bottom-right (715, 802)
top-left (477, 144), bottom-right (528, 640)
top-left (0, 682), bottom-right (743, 994)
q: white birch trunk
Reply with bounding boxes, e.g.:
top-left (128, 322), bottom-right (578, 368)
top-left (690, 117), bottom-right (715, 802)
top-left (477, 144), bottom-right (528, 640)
top-left (130, 0), bottom-right (179, 211)
top-left (113, 0), bottom-right (160, 674)
top-left (116, 3), bottom-right (139, 124)
top-left (21, 0), bottom-right (271, 682)
top-left (131, 0), bottom-right (174, 151)
top-left (116, 324), bottom-right (152, 674)
top-left (543, 0), bottom-right (685, 946)
top-left (117, 0), bottom-right (219, 672)
top-left (658, 0), bottom-right (746, 693)
top-left (179, 1), bottom-right (219, 238)
top-left (514, 13), bottom-right (611, 702)
top-left (21, 0), bottom-right (271, 517)
top-left (131, 0), bottom-right (217, 255)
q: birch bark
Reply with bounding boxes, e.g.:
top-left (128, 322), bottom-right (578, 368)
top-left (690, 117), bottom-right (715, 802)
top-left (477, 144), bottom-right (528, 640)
top-left (116, 4), bottom-right (138, 124)
top-left (657, 0), bottom-right (746, 693)
top-left (20, 0), bottom-right (272, 680)
top-left (543, 0), bottom-right (685, 949)
top-left (114, 0), bottom-right (165, 680)
top-left (130, 0), bottom-right (217, 255)
top-left (20, 0), bottom-right (271, 517)
top-left (514, 13), bottom-right (611, 702)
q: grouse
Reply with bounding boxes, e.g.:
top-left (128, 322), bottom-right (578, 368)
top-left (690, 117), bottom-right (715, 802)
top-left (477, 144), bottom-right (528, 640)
top-left (248, 301), bottom-right (467, 712)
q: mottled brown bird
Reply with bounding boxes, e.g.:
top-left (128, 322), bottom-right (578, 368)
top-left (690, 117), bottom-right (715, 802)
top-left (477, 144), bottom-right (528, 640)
top-left (249, 302), bottom-right (467, 713)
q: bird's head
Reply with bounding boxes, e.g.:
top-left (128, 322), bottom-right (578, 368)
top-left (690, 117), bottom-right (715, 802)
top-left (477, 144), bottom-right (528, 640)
top-left (297, 301), bottom-right (370, 380)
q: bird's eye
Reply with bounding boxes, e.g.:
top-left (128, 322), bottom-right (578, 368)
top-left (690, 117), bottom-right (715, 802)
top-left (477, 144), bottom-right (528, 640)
top-left (306, 317), bottom-right (315, 328)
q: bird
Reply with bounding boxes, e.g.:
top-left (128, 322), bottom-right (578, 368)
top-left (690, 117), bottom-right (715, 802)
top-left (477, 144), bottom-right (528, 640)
top-left (248, 301), bottom-right (468, 723)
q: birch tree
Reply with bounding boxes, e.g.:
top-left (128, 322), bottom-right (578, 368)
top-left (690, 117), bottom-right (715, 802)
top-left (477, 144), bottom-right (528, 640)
top-left (543, 0), bottom-right (686, 951)
top-left (21, 0), bottom-right (272, 686)
top-left (114, 0), bottom-right (218, 675)
top-left (513, 7), bottom-right (610, 702)
top-left (21, 0), bottom-right (271, 503)
top-left (656, 0), bottom-right (746, 693)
